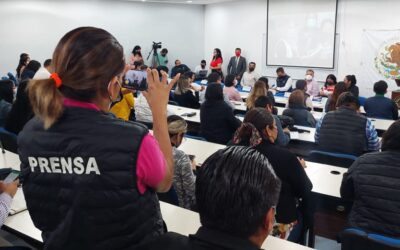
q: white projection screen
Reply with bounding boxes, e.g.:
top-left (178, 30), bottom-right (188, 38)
top-left (267, 0), bottom-right (338, 69)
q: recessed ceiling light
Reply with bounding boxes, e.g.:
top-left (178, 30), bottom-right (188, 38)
top-left (186, 0), bottom-right (193, 3)
top-left (141, 0), bottom-right (146, 2)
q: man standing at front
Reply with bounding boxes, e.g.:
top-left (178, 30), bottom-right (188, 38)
top-left (227, 48), bottom-right (247, 84)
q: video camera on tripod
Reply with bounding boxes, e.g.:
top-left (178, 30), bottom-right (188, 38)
top-left (147, 41), bottom-right (162, 68)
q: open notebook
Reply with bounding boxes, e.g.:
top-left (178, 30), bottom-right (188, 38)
top-left (9, 188), bottom-right (27, 215)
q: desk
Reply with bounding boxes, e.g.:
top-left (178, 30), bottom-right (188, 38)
top-left (161, 202), bottom-right (313, 250)
top-left (168, 105), bottom-right (200, 123)
top-left (178, 136), bottom-right (344, 199)
top-left (290, 126), bottom-right (316, 144)
top-left (370, 118), bottom-right (395, 132)
top-left (304, 162), bottom-right (345, 198)
top-left (179, 138), bottom-right (225, 164)
top-left (3, 200), bottom-right (312, 250)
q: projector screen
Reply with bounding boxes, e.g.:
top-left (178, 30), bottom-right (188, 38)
top-left (267, 0), bottom-right (338, 69)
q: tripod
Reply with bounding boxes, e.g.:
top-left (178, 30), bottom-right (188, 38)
top-left (146, 47), bottom-right (161, 68)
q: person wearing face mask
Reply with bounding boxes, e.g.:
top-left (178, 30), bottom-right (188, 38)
top-left (18, 27), bottom-right (179, 250)
top-left (233, 108), bottom-right (312, 242)
top-left (156, 48), bottom-right (169, 67)
top-left (227, 48), bottom-right (247, 84)
top-left (320, 74), bottom-right (337, 97)
top-left (167, 115), bottom-right (196, 210)
top-left (194, 60), bottom-right (209, 80)
top-left (305, 69), bottom-right (320, 97)
top-left (241, 62), bottom-right (260, 87)
top-left (223, 74), bottom-right (242, 101)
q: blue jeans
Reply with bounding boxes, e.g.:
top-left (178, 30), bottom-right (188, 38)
top-left (287, 211), bottom-right (303, 242)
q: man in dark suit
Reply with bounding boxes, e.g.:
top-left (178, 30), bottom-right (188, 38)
top-left (227, 48), bottom-right (247, 84)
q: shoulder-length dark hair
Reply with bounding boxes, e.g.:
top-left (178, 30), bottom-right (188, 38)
top-left (213, 48), bottom-right (223, 61)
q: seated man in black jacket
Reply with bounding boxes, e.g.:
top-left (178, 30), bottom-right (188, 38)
top-left (341, 120), bottom-right (400, 238)
top-left (314, 92), bottom-right (380, 156)
top-left (138, 146), bottom-right (281, 250)
top-left (171, 59), bottom-right (190, 78)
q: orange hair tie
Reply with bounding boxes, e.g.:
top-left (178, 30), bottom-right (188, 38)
top-left (50, 73), bottom-right (62, 88)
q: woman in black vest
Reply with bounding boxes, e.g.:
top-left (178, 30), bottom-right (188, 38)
top-left (233, 108), bottom-right (313, 242)
top-left (18, 27), bottom-right (178, 250)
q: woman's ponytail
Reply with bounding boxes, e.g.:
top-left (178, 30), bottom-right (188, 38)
top-left (28, 78), bottom-right (63, 129)
top-left (233, 122), bottom-right (262, 147)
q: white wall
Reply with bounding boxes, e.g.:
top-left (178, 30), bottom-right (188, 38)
top-left (204, 0), bottom-right (267, 76)
top-left (0, 0), bottom-right (205, 75)
top-left (205, 0), bottom-right (400, 96)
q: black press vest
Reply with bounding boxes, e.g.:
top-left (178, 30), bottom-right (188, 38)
top-left (318, 108), bottom-right (367, 156)
top-left (18, 107), bottom-right (164, 250)
top-left (276, 75), bottom-right (291, 91)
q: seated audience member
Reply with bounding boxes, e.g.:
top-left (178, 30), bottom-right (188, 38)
top-left (33, 59), bottom-right (52, 80)
top-left (295, 80), bottom-right (313, 110)
top-left (223, 74), bottom-right (242, 101)
top-left (233, 108), bottom-right (312, 241)
top-left (341, 120), bottom-right (400, 238)
top-left (276, 67), bottom-right (294, 92)
top-left (110, 88), bottom-right (135, 121)
top-left (344, 75), bottom-right (359, 97)
top-left (315, 92), bottom-right (380, 156)
top-left (364, 80), bottom-right (398, 120)
top-left (305, 69), bottom-right (319, 97)
top-left (19, 27), bottom-right (178, 249)
top-left (200, 83), bottom-right (241, 144)
top-left (199, 73), bottom-right (234, 109)
top-left (0, 80), bottom-right (14, 127)
top-left (156, 65), bottom-right (169, 76)
top-left (324, 81), bottom-right (347, 112)
top-left (241, 62), bottom-right (260, 87)
top-left (5, 80), bottom-right (33, 134)
top-left (0, 180), bottom-right (19, 241)
top-left (171, 59), bottom-right (190, 78)
top-left (138, 146), bottom-right (281, 250)
top-left (174, 76), bottom-right (200, 109)
top-left (255, 96), bottom-right (290, 147)
top-left (167, 115), bottom-right (196, 210)
top-left (20, 60), bottom-right (41, 80)
top-left (246, 81), bottom-right (268, 110)
top-left (283, 90), bottom-right (316, 127)
top-left (135, 93), bottom-right (175, 125)
top-left (194, 60), bottom-right (209, 80)
top-left (320, 74), bottom-right (337, 97)
top-left (258, 77), bottom-right (276, 105)
top-left (184, 71), bottom-right (196, 84)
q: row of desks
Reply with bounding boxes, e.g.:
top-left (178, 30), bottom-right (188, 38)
top-left (1, 150), bottom-right (313, 250)
top-left (168, 105), bottom-right (388, 141)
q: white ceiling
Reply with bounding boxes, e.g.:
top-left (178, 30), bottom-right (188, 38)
top-left (123, 0), bottom-right (239, 4)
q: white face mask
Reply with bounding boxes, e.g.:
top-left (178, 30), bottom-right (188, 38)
top-left (305, 75), bottom-right (313, 81)
top-left (233, 79), bottom-right (238, 86)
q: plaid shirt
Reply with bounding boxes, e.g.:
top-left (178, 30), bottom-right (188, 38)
top-left (315, 115), bottom-right (380, 152)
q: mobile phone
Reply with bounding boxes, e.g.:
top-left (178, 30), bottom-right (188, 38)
top-left (3, 170), bottom-right (19, 184)
top-left (122, 78), bottom-right (148, 91)
top-left (188, 155), bottom-right (195, 161)
top-left (182, 112), bottom-right (196, 117)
